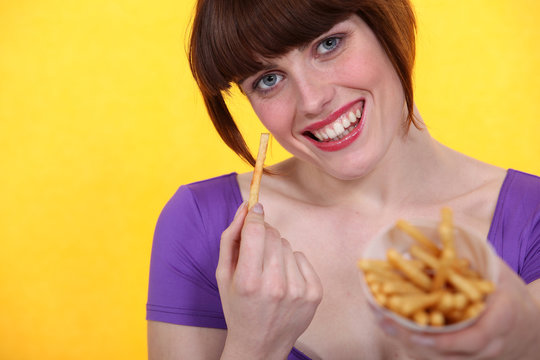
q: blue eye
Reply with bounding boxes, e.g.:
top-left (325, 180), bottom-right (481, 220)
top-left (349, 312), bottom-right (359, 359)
top-left (255, 73), bottom-right (283, 91)
top-left (316, 36), bottom-right (341, 55)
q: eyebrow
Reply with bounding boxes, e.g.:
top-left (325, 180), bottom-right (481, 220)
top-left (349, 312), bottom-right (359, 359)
top-left (238, 63), bottom-right (279, 85)
top-left (237, 26), bottom-right (341, 85)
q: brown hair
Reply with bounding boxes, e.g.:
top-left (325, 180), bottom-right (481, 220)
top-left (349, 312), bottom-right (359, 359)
top-left (189, 0), bottom-right (418, 166)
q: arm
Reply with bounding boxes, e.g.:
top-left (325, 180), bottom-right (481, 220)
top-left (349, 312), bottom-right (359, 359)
top-left (146, 184), bottom-right (230, 359)
top-left (147, 321), bottom-right (226, 360)
top-left (147, 201), bottom-right (322, 360)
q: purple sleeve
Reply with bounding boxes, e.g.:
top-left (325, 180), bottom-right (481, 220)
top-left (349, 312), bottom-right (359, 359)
top-left (488, 170), bottom-right (540, 284)
top-left (520, 208), bottom-right (540, 284)
top-left (146, 173), bottom-right (242, 329)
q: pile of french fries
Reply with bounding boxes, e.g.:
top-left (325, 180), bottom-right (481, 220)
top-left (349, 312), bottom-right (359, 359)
top-left (358, 208), bottom-right (496, 327)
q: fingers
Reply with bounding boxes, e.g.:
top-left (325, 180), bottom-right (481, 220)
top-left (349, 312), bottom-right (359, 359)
top-left (429, 263), bottom-right (517, 353)
top-left (237, 203), bottom-right (267, 274)
top-left (294, 251), bottom-right (324, 302)
top-left (223, 202), bottom-right (322, 304)
top-left (281, 239), bottom-right (307, 298)
top-left (217, 202), bottom-right (248, 279)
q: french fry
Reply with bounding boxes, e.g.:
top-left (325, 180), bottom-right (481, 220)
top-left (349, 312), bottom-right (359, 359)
top-left (464, 302), bottom-right (486, 320)
top-left (357, 259), bottom-right (394, 272)
top-left (451, 258), bottom-right (481, 279)
top-left (410, 245), bottom-right (439, 269)
top-left (410, 259), bottom-right (427, 271)
top-left (429, 310), bottom-right (445, 326)
top-left (452, 292), bottom-right (469, 310)
top-left (369, 282), bottom-right (383, 294)
top-left (446, 309), bottom-right (465, 323)
top-left (365, 271), bottom-right (403, 285)
top-left (473, 279), bottom-right (496, 295)
top-left (248, 133), bottom-right (270, 209)
top-left (447, 270), bottom-right (483, 302)
top-left (436, 291), bottom-right (455, 313)
top-left (413, 310), bottom-right (429, 326)
top-left (441, 207), bottom-right (453, 227)
top-left (439, 224), bottom-right (456, 260)
top-left (431, 208), bottom-right (456, 290)
top-left (387, 249), bottom-right (432, 291)
top-left (431, 258), bottom-right (450, 291)
top-left (395, 219), bottom-right (441, 256)
top-left (390, 292), bottom-right (442, 316)
top-left (374, 292), bottom-right (388, 307)
top-left (381, 280), bottom-right (424, 295)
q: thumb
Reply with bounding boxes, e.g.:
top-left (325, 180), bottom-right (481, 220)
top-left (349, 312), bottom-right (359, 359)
top-left (244, 202), bottom-right (265, 224)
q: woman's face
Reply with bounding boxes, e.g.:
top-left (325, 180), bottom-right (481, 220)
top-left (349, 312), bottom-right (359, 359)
top-left (241, 15), bottom-right (407, 180)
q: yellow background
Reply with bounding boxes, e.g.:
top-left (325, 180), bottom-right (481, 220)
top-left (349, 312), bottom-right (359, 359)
top-left (1, 0), bottom-right (538, 358)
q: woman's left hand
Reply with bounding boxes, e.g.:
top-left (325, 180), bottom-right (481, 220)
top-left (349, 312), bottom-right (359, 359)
top-left (378, 259), bottom-right (540, 360)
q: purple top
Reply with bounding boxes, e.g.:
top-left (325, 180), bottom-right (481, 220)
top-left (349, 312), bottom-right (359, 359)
top-left (147, 169), bottom-right (540, 360)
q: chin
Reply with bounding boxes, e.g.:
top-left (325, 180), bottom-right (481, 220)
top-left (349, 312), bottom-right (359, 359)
top-left (318, 160), bottom-right (378, 181)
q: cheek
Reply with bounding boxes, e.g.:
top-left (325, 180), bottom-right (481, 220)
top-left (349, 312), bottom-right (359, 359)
top-left (335, 54), bottom-right (389, 89)
top-left (252, 99), bottom-right (294, 137)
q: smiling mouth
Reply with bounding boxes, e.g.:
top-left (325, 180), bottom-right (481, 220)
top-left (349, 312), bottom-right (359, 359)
top-left (303, 101), bottom-right (364, 142)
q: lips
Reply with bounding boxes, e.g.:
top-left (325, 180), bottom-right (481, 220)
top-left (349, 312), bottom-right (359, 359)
top-left (302, 100), bottom-right (365, 152)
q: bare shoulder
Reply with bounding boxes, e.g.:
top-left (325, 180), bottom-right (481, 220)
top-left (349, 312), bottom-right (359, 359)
top-left (147, 321), bottom-right (226, 360)
top-left (237, 157), bottom-right (300, 203)
top-left (462, 160), bottom-right (507, 197)
top-left (440, 155), bottom-right (508, 236)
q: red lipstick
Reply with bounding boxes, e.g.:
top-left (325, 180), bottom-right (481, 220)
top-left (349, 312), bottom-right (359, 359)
top-left (303, 99), bottom-right (365, 152)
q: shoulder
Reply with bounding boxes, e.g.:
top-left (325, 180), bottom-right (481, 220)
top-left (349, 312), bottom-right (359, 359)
top-left (171, 172), bottom-right (242, 210)
top-left (147, 174), bottom-right (241, 330)
top-left (494, 169), bottom-right (540, 220)
top-left (489, 169), bottom-right (540, 282)
top-left (162, 172), bottom-right (242, 222)
top-left (499, 169), bottom-right (540, 199)
top-left (154, 172), bottom-right (243, 247)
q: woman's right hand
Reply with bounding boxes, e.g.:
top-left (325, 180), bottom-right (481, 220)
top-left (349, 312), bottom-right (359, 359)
top-left (216, 202), bottom-right (323, 360)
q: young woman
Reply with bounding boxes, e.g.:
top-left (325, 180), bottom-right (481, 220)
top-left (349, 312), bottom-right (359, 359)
top-left (147, 0), bottom-right (540, 359)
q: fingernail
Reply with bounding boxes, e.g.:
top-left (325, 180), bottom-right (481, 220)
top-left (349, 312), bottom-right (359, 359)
top-left (234, 201), bottom-right (247, 217)
top-left (410, 334), bottom-right (435, 346)
top-left (251, 202), bottom-right (264, 214)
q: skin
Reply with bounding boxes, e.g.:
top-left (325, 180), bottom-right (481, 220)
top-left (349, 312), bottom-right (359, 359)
top-left (148, 14), bottom-right (540, 360)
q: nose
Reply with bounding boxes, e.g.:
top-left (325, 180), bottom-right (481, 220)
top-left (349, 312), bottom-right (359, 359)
top-left (293, 66), bottom-right (334, 118)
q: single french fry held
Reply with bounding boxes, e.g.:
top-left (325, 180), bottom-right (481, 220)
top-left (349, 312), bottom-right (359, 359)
top-left (248, 133), bottom-right (270, 209)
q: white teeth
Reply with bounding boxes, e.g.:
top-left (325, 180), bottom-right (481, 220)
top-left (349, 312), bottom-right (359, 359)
top-left (321, 131), bottom-right (329, 140)
top-left (311, 103), bottom-right (364, 142)
top-left (348, 111), bottom-right (356, 123)
top-left (333, 122), bottom-right (345, 135)
top-left (342, 115), bottom-right (351, 128)
top-left (326, 128), bottom-right (337, 139)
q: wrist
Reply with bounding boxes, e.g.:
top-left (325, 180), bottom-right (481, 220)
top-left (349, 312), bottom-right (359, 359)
top-left (221, 334), bottom-right (290, 360)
